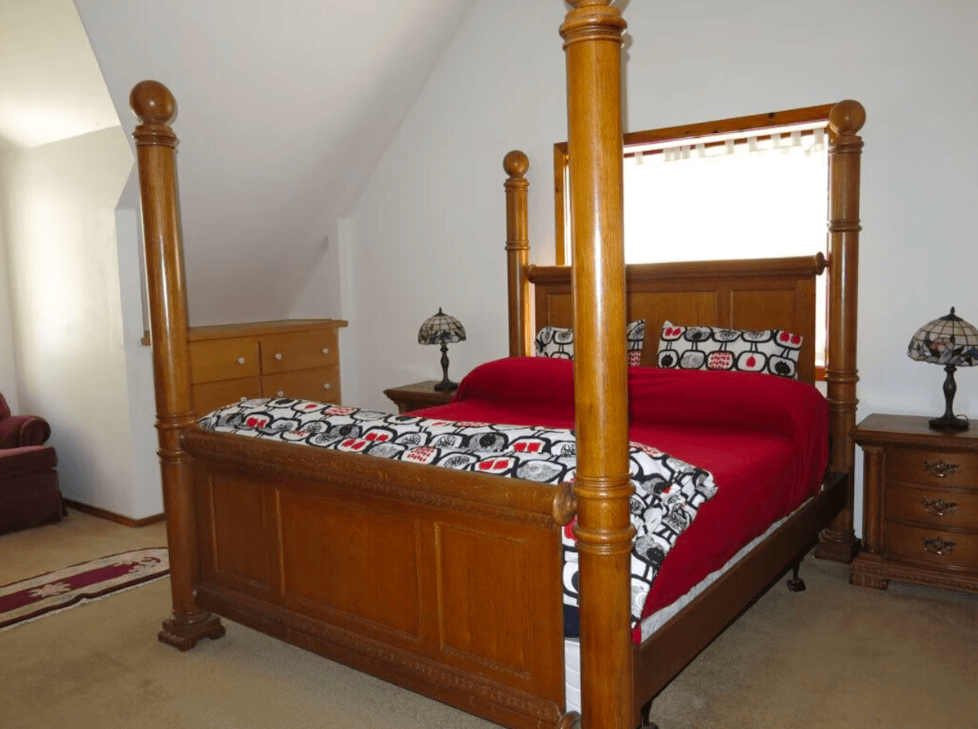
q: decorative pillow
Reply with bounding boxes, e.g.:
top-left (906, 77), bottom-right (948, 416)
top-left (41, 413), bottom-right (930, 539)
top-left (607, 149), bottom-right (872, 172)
top-left (535, 320), bottom-right (646, 366)
top-left (656, 320), bottom-right (802, 379)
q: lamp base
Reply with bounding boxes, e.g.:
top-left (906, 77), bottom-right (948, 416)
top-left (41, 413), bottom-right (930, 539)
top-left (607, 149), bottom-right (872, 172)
top-left (928, 414), bottom-right (969, 431)
top-left (433, 341), bottom-right (458, 392)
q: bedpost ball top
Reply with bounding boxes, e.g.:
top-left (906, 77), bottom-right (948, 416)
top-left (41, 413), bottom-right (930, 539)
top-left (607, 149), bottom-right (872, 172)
top-left (130, 80), bottom-right (177, 126)
top-left (503, 150), bottom-right (529, 178)
top-left (828, 99), bottom-right (866, 136)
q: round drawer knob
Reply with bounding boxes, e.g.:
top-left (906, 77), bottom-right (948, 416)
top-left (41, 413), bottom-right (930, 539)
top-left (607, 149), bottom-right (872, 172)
top-left (322, 347), bottom-right (330, 355)
top-left (324, 383), bottom-right (331, 390)
top-left (276, 390), bottom-right (284, 397)
top-left (237, 357), bottom-right (246, 365)
top-left (275, 353), bottom-right (283, 361)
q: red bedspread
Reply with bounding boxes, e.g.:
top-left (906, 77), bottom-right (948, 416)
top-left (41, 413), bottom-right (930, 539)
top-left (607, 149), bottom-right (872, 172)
top-left (416, 356), bottom-right (830, 642)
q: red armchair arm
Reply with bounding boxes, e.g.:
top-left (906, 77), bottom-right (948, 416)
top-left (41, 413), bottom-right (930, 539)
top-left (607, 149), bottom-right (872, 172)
top-left (0, 414), bottom-right (51, 448)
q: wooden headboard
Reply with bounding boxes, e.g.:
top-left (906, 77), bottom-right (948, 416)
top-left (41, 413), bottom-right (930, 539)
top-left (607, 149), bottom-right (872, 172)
top-left (504, 97), bottom-right (864, 574)
top-left (528, 254), bottom-right (824, 384)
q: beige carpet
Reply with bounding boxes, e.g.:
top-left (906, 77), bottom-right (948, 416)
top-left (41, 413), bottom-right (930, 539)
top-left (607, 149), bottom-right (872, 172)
top-left (1, 511), bottom-right (976, 729)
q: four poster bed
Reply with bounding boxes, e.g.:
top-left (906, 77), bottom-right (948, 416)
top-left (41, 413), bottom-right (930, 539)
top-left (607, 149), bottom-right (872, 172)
top-left (130, 3), bottom-right (864, 729)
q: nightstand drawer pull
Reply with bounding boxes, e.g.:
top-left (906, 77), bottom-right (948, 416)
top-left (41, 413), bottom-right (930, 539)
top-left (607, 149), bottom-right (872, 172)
top-left (921, 537), bottom-right (957, 556)
top-left (923, 460), bottom-right (959, 478)
top-left (921, 498), bottom-right (958, 517)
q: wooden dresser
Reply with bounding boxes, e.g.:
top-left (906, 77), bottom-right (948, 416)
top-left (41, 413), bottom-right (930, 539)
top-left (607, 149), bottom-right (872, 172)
top-left (186, 319), bottom-right (347, 416)
top-left (850, 413), bottom-right (978, 595)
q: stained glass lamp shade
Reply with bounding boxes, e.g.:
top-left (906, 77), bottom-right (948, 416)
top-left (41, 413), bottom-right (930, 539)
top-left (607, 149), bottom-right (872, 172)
top-left (418, 308), bottom-right (467, 391)
top-left (907, 307), bottom-right (978, 431)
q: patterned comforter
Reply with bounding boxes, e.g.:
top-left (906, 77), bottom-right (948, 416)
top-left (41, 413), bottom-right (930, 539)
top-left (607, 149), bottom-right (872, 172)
top-left (198, 398), bottom-right (717, 629)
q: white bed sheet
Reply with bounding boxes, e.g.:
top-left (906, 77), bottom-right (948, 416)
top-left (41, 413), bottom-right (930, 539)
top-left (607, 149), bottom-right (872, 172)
top-left (563, 505), bottom-right (799, 713)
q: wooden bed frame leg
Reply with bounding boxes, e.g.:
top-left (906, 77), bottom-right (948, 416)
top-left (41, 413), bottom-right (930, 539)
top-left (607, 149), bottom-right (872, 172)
top-left (131, 80), bottom-right (224, 651)
top-left (786, 559), bottom-right (807, 592)
top-left (640, 699), bottom-right (660, 729)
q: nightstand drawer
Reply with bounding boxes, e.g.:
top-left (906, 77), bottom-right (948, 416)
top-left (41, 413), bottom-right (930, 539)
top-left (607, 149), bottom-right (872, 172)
top-left (885, 522), bottom-right (978, 570)
top-left (885, 449), bottom-right (978, 489)
top-left (885, 484), bottom-right (978, 530)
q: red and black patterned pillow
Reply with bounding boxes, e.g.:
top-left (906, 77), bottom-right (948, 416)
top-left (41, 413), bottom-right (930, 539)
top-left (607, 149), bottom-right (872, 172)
top-left (536, 320), bottom-right (646, 366)
top-left (656, 320), bottom-right (802, 379)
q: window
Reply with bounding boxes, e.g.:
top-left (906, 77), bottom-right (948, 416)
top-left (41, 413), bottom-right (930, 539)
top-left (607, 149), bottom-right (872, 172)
top-left (554, 104), bottom-right (834, 371)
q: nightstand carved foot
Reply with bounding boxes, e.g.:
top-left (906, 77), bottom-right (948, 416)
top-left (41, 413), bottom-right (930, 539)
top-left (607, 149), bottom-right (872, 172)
top-left (849, 565), bottom-right (889, 590)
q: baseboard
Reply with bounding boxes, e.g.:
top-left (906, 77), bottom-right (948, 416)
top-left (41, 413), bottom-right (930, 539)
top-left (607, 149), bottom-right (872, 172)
top-left (63, 499), bottom-right (166, 528)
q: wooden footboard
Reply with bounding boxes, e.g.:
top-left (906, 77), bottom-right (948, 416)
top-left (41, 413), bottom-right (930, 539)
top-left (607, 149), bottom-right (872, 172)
top-left (184, 427), bottom-right (569, 729)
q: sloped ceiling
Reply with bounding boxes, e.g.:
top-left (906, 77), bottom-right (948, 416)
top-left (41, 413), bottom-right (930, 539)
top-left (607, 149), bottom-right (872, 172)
top-left (0, 0), bottom-right (119, 148)
top-left (72, 0), bottom-right (476, 324)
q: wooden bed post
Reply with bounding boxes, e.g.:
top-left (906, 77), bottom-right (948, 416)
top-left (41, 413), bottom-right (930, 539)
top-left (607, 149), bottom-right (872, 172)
top-left (560, 4), bottom-right (633, 729)
top-left (816, 99), bottom-right (866, 564)
top-left (505, 150), bottom-right (533, 357)
top-left (130, 80), bottom-right (225, 649)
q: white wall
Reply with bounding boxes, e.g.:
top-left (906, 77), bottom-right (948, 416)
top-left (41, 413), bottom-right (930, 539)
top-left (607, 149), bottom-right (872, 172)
top-left (0, 141), bottom-right (20, 411)
top-left (346, 0), bottom-right (978, 536)
top-left (2, 127), bottom-right (156, 516)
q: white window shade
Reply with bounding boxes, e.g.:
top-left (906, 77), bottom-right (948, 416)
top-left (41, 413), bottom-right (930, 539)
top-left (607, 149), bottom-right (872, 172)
top-left (623, 128), bottom-right (828, 264)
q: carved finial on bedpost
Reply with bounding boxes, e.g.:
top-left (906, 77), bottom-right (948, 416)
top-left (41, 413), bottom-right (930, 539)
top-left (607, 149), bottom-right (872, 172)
top-left (131, 80), bottom-right (177, 126)
top-left (816, 99), bottom-right (865, 565)
top-left (828, 99), bottom-right (866, 139)
top-left (130, 80), bottom-right (225, 650)
top-left (504, 151), bottom-right (533, 357)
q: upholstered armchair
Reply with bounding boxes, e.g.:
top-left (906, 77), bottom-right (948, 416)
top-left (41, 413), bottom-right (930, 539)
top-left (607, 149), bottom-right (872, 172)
top-left (0, 393), bottom-right (64, 534)
top-left (0, 393), bottom-right (52, 448)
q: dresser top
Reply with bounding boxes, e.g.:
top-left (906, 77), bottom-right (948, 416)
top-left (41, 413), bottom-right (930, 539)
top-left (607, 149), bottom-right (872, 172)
top-left (188, 319), bottom-right (347, 341)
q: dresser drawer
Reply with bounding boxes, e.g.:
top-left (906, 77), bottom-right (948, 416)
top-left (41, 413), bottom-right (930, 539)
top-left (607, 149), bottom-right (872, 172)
top-left (190, 338), bottom-right (261, 383)
top-left (260, 330), bottom-right (338, 374)
top-left (885, 448), bottom-right (978, 489)
top-left (262, 367), bottom-right (340, 404)
top-left (193, 377), bottom-right (262, 416)
top-left (885, 483), bottom-right (978, 530)
top-left (885, 522), bottom-right (978, 571)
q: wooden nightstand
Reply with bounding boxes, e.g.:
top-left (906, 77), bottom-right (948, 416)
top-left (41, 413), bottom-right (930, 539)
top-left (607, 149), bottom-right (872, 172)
top-left (383, 381), bottom-right (456, 414)
top-left (850, 413), bottom-right (978, 595)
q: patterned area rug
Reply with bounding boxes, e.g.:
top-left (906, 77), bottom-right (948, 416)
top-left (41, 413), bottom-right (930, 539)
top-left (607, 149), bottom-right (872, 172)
top-left (0, 548), bottom-right (169, 631)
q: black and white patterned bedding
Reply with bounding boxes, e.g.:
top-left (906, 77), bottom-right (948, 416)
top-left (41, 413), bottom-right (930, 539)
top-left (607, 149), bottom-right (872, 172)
top-left (198, 397), bottom-right (718, 629)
